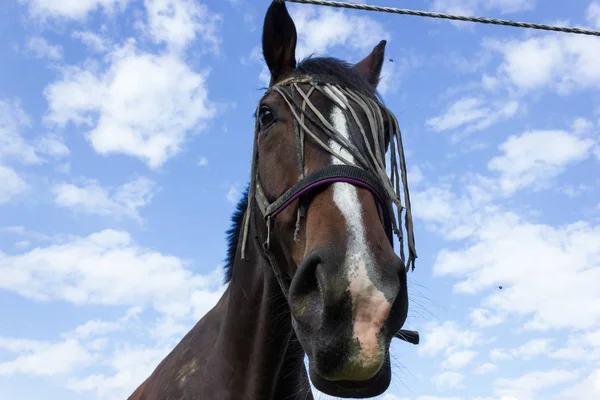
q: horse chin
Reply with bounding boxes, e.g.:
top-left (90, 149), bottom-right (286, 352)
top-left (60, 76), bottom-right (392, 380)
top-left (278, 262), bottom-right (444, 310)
top-left (308, 355), bottom-right (392, 399)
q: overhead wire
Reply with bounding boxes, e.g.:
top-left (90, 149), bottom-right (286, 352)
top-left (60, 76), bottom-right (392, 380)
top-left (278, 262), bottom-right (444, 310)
top-left (279, 0), bottom-right (600, 37)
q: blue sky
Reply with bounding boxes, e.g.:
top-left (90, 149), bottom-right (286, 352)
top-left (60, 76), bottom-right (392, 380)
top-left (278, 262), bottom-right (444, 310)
top-left (1, 0), bottom-right (600, 399)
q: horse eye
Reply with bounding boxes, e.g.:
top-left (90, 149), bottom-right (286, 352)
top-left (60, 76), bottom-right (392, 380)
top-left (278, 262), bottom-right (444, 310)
top-left (258, 106), bottom-right (276, 130)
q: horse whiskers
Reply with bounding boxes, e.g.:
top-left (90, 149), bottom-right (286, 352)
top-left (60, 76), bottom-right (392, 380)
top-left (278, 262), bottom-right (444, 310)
top-left (407, 287), bottom-right (444, 309)
top-left (387, 353), bottom-right (417, 397)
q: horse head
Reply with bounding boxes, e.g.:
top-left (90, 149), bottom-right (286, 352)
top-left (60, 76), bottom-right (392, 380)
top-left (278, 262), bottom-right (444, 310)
top-left (242, 2), bottom-right (418, 397)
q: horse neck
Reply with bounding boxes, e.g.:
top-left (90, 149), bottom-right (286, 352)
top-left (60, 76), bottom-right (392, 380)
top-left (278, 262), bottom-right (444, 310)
top-left (216, 207), bottom-right (313, 400)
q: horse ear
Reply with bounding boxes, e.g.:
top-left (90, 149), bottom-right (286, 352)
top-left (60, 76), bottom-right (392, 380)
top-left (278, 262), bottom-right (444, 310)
top-left (353, 40), bottom-right (387, 89)
top-left (262, 1), bottom-right (298, 85)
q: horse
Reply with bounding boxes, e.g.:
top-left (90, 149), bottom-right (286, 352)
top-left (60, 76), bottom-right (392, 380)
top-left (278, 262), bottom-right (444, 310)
top-left (128, 1), bottom-right (418, 399)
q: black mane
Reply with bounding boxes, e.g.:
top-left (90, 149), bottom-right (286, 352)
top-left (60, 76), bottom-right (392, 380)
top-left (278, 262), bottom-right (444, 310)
top-left (296, 55), bottom-right (383, 102)
top-left (223, 56), bottom-right (382, 284)
top-left (223, 183), bottom-right (249, 284)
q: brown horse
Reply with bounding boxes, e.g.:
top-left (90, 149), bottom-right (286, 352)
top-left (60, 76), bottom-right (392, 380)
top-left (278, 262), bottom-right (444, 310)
top-left (128, 1), bottom-right (418, 399)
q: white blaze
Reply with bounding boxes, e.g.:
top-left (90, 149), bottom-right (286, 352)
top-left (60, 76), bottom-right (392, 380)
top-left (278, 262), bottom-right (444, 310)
top-left (325, 87), bottom-right (391, 369)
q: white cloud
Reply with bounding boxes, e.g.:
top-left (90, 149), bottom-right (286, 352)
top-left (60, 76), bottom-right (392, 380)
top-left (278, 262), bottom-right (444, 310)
top-left (0, 304), bottom-right (197, 399)
top-left (1, 226), bottom-right (53, 242)
top-left (407, 165), bottom-right (424, 186)
top-left (551, 329), bottom-right (600, 362)
top-left (1, 98), bottom-right (70, 168)
top-left (493, 369), bottom-right (579, 400)
top-left (469, 307), bottom-right (505, 327)
top-left (252, 4), bottom-right (401, 91)
top-left (25, 36), bottom-right (63, 60)
top-left (379, 53), bottom-right (422, 96)
top-left (442, 349), bottom-right (478, 369)
top-left (431, 0), bottom-right (534, 16)
top-left (434, 210), bottom-right (600, 331)
top-left (250, 5), bottom-right (409, 95)
top-left (488, 118), bottom-right (596, 195)
top-left (0, 337), bottom-right (93, 376)
top-left (53, 177), bottom-right (157, 222)
top-left (66, 345), bottom-right (171, 400)
top-left (0, 98), bottom-right (67, 203)
top-left (426, 96), bottom-right (519, 134)
top-left (0, 229), bottom-right (225, 321)
top-left (20, 0), bottom-right (129, 20)
top-left (378, 59), bottom-right (397, 96)
top-left (243, 45), bottom-right (270, 87)
top-left (411, 176), bottom-right (498, 241)
top-left (511, 338), bottom-right (554, 360)
top-left (226, 183), bottom-right (241, 205)
top-left (290, 6), bottom-right (389, 61)
top-left (419, 397), bottom-right (462, 400)
top-left (241, 45), bottom-right (261, 67)
top-left (490, 348), bottom-right (512, 362)
top-left (491, 338), bottom-right (555, 362)
top-left (419, 321), bottom-right (481, 357)
top-left (594, 145), bottom-right (600, 162)
top-left (586, 2), bottom-right (600, 29)
top-left (557, 368), bottom-right (600, 400)
top-left (413, 135), bottom-right (598, 337)
top-left (484, 34), bottom-right (600, 94)
top-left (6, 2), bottom-right (600, 399)
top-left (0, 165), bottom-right (28, 203)
top-left (72, 31), bottom-right (111, 53)
top-left (54, 161), bottom-right (71, 174)
top-left (389, 397), bottom-right (462, 400)
top-left (63, 307), bottom-right (142, 340)
top-left (71, 320), bottom-right (124, 340)
top-left (15, 240), bottom-right (31, 249)
top-left (415, 113), bottom-right (598, 244)
top-left (34, 133), bottom-right (70, 158)
top-left (380, 395), bottom-right (402, 400)
top-left (434, 371), bottom-right (465, 389)
top-left (44, 40), bottom-right (217, 169)
top-left (0, 98), bottom-right (38, 165)
top-left (474, 362), bottom-right (498, 375)
top-left (197, 156), bottom-right (208, 167)
top-left (142, 0), bottom-right (222, 52)
top-left (558, 183), bottom-right (593, 198)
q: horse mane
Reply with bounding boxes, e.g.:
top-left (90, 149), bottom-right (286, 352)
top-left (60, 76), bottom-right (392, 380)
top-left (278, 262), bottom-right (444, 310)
top-left (222, 55), bottom-right (383, 284)
top-left (296, 55), bottom-right (383, 101)
top-left (223, 183), bottom-right (249, 284)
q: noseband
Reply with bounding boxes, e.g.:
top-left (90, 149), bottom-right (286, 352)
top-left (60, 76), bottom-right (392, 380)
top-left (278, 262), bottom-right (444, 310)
top-left (240, 75), bottom-right (419, 345)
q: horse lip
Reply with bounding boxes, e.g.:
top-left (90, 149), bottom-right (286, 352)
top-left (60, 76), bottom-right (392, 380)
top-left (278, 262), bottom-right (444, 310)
top-left (325, 366), bottom-right (383, 387)
top-left (309, 352), bottom-right (391, 398)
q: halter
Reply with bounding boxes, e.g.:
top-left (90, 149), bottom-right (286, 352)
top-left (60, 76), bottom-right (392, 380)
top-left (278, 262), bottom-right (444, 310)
top-left (240, 75), bottom-right (419, 345)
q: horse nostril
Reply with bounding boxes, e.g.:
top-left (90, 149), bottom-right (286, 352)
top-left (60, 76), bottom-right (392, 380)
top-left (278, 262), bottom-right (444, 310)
top-left (289, 251), bottom-right (325, 331)
top-left (292, 252), bottom-right (321, 296)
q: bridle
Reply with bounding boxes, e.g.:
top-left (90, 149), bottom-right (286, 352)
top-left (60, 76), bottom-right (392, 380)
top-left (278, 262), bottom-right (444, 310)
top-left (240, 74), bottom-right (419, 345)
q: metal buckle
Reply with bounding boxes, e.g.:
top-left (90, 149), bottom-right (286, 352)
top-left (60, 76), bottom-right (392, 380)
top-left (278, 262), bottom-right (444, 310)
top-left (263, 216), bottom-right (272, 251)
